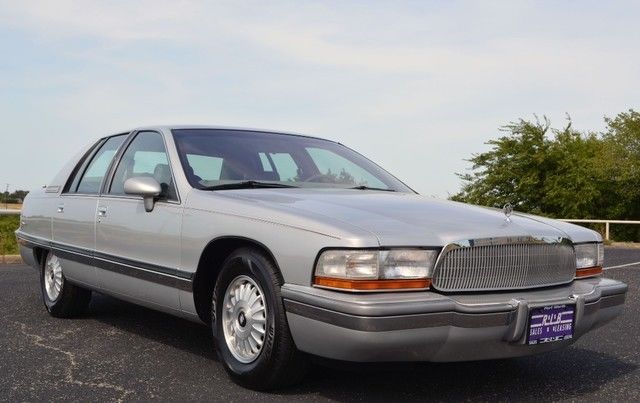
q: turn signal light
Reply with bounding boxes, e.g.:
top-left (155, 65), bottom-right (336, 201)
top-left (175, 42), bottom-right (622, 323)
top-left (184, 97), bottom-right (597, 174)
top-left (314, 277), bottom-right (431, 291)
top-left (575, 266), bottom-right (603, 278)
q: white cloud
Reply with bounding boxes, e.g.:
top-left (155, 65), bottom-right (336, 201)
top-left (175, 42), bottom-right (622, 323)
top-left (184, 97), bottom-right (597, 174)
top-left (0, 0), bottom-right (198, 40)
top-left (1, 1), bottom-right (639, 195)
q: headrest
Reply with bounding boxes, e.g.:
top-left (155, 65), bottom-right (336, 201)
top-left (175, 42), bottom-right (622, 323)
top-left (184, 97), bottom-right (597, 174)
top-left (153, 164), bottom-right (172, 185)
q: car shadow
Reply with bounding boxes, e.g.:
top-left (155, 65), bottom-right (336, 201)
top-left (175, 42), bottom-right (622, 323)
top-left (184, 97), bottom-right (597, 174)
top-left (283, 349), bottom-right (637, 402)
top-left (84, 292), bottom-right (636, 401)
top-left (85, 292), bottom-right (217, 360)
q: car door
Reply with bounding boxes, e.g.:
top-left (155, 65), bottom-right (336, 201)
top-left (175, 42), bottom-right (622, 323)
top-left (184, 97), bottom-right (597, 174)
top-left (52, 135), bottom-right (127, 288)
top-left (94, 130), bottom-right (183, 311)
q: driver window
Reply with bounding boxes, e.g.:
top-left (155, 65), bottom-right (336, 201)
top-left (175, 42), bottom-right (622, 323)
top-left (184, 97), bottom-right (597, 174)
top-left (109, 131), bottom-right (178, 201)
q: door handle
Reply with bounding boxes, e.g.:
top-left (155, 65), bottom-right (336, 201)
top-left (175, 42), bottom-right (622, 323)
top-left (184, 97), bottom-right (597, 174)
top-left (97, 206), bottom-right (107, 217)
top-left (57, 204), bottom-right (64, 213)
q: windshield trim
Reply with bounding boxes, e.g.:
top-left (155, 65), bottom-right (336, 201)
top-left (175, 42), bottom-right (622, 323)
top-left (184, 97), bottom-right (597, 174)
top-left (200, 180), bottom-right (300, 191)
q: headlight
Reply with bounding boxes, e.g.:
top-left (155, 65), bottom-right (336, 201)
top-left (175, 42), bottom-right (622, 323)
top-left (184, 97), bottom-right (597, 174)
top-left (574, 243), bottom-right (604, 278)
top-left (314, 249), bottom-right (438, 291)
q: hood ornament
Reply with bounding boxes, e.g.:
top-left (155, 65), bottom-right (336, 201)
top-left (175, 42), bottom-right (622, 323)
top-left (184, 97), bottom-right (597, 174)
top-left (503, 203), bottom-right (513, 222)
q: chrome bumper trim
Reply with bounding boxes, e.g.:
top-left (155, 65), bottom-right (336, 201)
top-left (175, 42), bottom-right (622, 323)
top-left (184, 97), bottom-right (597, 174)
top-left (284, 292), bottom-right (625, 333)
top-left (283, 299), bottom-right (513, 332)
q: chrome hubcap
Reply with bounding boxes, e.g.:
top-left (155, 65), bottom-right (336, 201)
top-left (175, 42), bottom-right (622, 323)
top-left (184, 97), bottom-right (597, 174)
top-left (222, 275), bottom-right (267, 363)
top-left (44, 253), bottom-right (63, 301)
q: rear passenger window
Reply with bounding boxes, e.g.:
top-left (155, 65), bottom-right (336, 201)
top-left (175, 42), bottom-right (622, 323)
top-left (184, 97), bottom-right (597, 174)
top-left (72, 135), bottom-right (126, 194)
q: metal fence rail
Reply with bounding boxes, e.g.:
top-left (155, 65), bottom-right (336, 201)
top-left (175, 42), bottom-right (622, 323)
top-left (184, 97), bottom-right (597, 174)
top-left (559, 219), bottom-right (640, 241)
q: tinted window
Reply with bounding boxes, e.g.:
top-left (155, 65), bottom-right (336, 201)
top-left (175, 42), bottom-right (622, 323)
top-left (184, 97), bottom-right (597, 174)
top-left (186, 154), bottom-right (223, 181)
top-left (64, 139), bottom-right (105, 194)
top-left (109, 131), bottom-right (177, 200)
top-left (269, 153), bottom-right (299, 181)
top-left (172, 129), bottom-right (413, 192)
top-left (306, 147), bottom-right (386, 188)
top-left (74, 135), bottom-right (126, 194)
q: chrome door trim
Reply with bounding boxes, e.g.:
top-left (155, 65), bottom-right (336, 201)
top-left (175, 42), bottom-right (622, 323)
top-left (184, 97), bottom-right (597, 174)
top-left (96, 193), bottom-right (182, 206)
top-left (93, 255), bottom-right (192, 291)
top-left (15, 232), bottom-right (192, 292)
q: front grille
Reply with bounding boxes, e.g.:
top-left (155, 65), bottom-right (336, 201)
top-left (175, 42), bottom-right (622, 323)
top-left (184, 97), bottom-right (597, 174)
top-left (432, 239), bottom-right (576, 292)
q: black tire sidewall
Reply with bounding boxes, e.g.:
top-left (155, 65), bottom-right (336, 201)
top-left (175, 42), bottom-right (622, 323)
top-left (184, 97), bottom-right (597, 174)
top-left (213, 250), bottom-right (282, 382)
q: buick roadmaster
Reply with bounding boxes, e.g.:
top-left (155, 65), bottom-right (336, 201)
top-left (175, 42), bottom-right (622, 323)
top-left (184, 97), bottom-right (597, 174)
top-left (16, 126), bottom-right (628, 390)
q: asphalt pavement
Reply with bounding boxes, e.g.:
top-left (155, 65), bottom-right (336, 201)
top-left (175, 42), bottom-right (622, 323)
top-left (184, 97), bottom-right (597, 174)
top-left (1, 247), bottom-right (638, 402)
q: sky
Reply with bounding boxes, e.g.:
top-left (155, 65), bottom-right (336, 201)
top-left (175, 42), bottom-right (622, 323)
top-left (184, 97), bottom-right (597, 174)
top-left (1, 1), bottom-right (639, 197)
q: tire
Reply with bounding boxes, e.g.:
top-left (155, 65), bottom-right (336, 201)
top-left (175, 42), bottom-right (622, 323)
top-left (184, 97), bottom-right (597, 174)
top-left (41, 251), bottom-right (92, 318)
top-left (212, 247), bottom-right (308, 390)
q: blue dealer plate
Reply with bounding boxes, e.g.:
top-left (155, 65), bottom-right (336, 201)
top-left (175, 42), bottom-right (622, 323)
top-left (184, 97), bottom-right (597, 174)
top-left (527, 304), bottom-right (575, 345)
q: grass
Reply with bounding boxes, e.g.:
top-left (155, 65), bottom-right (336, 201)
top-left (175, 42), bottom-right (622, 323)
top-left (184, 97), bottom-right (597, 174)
top-left (0, 215), bottom-right (20, 255)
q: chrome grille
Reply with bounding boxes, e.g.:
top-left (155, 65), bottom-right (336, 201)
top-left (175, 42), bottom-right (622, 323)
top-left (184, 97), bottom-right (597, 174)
top-left (432, 239), bottom-right (576, 292)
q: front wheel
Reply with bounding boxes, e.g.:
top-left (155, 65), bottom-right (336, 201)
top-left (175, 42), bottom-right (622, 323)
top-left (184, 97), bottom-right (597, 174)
top-left (41, 251), bottom-right (92, 318)
top-left (212, 248), bottom-right (307, 390)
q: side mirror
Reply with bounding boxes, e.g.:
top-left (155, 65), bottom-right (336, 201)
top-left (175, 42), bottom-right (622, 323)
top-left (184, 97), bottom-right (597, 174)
top-left (124, 177), bottom-right (162, 212)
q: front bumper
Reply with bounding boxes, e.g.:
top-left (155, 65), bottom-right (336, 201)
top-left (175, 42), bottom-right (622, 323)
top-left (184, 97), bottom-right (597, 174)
top-left (282, 277), bottom-right (627, 362)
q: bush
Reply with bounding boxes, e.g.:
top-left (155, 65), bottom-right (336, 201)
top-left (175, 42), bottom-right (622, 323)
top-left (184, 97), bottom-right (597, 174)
top-left (0, 215), bottom-right (20, 255)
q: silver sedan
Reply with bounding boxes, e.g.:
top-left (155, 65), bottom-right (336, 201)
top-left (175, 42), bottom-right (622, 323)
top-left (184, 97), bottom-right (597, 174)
top-left (16, 126), bottom-right (627, 390)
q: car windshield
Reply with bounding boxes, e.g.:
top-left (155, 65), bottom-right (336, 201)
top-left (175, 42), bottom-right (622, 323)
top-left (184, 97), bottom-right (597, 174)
top-left (172, 129), bottom-right (414, 192)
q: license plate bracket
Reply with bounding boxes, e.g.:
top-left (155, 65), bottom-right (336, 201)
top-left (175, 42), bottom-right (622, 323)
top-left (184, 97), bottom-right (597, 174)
top-left (527, 304), bottom-right (575, 345)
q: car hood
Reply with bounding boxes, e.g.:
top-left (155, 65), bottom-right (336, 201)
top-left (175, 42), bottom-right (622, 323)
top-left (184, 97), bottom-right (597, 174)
top-left (210, 189), bottom-right (599, 246)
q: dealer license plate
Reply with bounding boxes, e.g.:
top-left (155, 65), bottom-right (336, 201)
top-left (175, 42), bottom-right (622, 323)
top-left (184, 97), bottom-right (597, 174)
top-left (527, 304), bottom-right (575, 345)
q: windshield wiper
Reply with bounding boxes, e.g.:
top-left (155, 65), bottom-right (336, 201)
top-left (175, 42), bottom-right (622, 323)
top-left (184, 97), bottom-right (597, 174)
top-left (349, 185), bottom-right (396, 192)
top-left (200, 181), bottom-right (299, 191)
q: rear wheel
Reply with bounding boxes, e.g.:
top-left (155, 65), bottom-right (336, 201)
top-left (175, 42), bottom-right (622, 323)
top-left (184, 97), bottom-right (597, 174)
top-left (212, 247), bottom-right (307, 390)
top-left (41, 251), bottom-right (92, 318)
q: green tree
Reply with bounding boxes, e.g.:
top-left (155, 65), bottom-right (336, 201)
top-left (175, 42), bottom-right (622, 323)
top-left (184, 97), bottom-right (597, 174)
top-left (540, 126), bottom-right (603, 218)
top-left (598, 109), bottom-right (640, 239)
top-left (10, 190), bottom-right (29, 201)
top-left (452, 116), bottom-right (562, 215)
top-left (451, 116), bottom-right (604, 217)
top-left (452, 110), bottom-right (640, 241)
